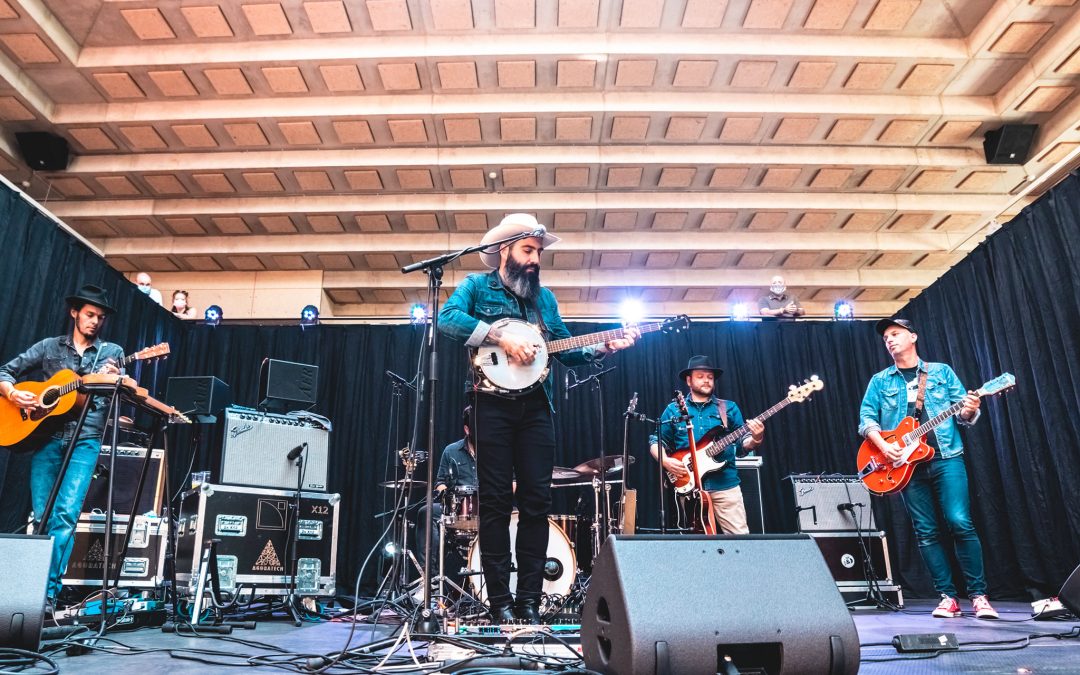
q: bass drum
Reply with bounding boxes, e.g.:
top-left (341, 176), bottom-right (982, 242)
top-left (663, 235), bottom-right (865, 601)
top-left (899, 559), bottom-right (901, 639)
top-left (467, 513), bottom-right (576, 603)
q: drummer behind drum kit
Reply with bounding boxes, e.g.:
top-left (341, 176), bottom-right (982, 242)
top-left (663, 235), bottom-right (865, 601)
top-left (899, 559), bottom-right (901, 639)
top-left (384, 454), bottom-right (633, 609)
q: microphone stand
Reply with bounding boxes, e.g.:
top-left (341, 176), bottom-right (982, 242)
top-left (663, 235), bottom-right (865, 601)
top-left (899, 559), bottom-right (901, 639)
top-left (285, 443), bottom-right (308, 626)
top-left (626, 408), bottom-right (683, 535)
top-left (401, 227), bottom-right (541, 635)
top-left (567, 364), bottom-right (617, 544)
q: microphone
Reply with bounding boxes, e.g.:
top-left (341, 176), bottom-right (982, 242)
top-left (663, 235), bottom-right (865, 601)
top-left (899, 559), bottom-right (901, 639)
top-left (287, 443), bottom-right (307, 461)
top-left (837, 502), bottom-right (863, 512)
top-left (385, 370), bottom-right (414, 390)
top-left (625, 392), bottom-right (638, 417)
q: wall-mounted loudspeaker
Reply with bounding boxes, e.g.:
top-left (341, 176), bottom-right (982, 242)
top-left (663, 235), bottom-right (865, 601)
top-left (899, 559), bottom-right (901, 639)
top-left (14, 131), bottom-right (71, 171)
top-left (983, 124), bottom-right (1037, 165)
top-left (581, 535), bottom-right (860, 675)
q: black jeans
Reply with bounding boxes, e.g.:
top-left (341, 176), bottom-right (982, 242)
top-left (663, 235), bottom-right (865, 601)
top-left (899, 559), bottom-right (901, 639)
top-left (472, 390), bottom-right (554, 607)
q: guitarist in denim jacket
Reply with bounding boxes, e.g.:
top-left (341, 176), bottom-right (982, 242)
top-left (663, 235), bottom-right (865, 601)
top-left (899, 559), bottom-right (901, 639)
top-left (0, 284), bottom-right (125, 609)
top-left (858, 317), bottom-right (997, 620)
top-left (439, 213), bottom-right (638, 623)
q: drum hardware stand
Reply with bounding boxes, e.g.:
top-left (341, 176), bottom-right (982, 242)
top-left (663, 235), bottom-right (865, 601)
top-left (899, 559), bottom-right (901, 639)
top-left (401, 227), bottom-right (543, 635)
top-left (567, 364), bottom-right (618, 547)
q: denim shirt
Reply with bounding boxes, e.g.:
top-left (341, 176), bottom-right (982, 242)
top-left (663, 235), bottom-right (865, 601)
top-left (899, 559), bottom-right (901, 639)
top-left (438, 270), bottom-right (601, 406)
top-left (649, 396), bottom-right (744, 492)
top-left (858, 359), bottom-right (979, 459)
top-left (0, 335), bottom-right (126, 442)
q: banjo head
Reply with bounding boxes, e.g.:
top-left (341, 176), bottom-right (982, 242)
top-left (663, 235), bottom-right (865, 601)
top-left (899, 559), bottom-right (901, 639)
top-left (473, 318), bottom-right (549, 394)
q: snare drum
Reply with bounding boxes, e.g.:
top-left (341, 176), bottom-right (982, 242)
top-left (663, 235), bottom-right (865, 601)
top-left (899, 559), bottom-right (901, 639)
top-left (466, 513), bottom-right (576, 603)
top-left (442, 485), bottom-right (479, 531)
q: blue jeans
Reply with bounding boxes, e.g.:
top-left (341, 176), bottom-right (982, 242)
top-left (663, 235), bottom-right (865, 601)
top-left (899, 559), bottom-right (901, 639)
top-left (901, 454), bottom-right (987, 598)
top-left (30, 435), bottom-right (101, 599)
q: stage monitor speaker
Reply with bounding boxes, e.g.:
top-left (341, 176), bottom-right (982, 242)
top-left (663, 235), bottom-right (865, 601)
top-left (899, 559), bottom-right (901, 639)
top-left (0, 534), bottom-right (52, 650)
top-left (166, 376), bottom-right (232, 418)
top-left (582, 535), bottom-right (859, 675)
top-left (983, 124), bottom-right (1037, 165)
top-left (14, 131), bottom-right (70, 171)
top-left (1060, 562), bottom-right (1080, 617)
top-left (258, 359), bottom-right (318, 407)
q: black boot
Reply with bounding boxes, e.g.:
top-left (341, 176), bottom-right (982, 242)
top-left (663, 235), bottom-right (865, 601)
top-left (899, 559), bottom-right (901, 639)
top-left (489, 598), bottom-right (516, 624)
top-left (513, 597), bottom-right (541, 624)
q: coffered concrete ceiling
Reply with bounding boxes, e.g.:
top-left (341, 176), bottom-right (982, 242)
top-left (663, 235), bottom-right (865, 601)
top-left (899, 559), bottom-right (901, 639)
top-left (1, 0), bottom-right (1079, 318)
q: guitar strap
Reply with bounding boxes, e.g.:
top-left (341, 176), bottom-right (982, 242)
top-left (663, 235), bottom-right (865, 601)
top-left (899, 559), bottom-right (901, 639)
top-left (715, 398), bottom-right (728, 428)
top-left (913, 368), bottom-right (928, 419)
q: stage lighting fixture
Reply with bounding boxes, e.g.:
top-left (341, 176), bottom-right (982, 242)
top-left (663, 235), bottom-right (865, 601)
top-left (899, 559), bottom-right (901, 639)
top-left (204, 305), bottom-right (222, 326)
top-left (300, 304), bottom-right (320, 327)
top-left (409, 303), bottom-right (428, 324)
top-left (731, 303), bottom-right (750, 321)
top-left (834, 300), bottom-right (855, 320)
top-left (619, 299), bottom-right (645, 326)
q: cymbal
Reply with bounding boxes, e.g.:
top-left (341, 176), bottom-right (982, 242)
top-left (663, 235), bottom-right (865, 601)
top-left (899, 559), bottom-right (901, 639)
top-left (551, 466), bottom-right (581, 481)
top-left (379, 479), bottom-right (427, 489)
top-left (572, 455), bottom-right (635, 476)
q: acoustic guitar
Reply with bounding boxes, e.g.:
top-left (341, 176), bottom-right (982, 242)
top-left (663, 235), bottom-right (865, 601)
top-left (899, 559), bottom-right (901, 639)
top-left (0, 343), bottom-right (170, 448)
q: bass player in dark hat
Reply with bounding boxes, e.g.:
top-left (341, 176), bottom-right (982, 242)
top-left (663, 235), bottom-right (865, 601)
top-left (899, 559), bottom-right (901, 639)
top-left (649, 355), bottom-right (764, 534)
top-left (0, 284), bottom-right (126, 610)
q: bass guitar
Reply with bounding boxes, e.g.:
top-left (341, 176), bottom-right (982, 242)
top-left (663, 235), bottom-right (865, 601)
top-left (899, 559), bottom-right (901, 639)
top-left (667, 376), bottom-right (824, 494)
top-left (856, 372), bottom-right (1015, 495)
top-left (472, 315), bottom-right (689, 395)
top-left (0, 343), bottom-right (170, 448)
top-left (672, 390), bottom-right (717, 535)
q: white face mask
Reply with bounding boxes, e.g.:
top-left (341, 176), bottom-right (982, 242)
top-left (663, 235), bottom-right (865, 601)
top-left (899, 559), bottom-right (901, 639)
top-left (770, 283), bottom-right (785, 294)
top-left (138, 285), bottom-right (152, 295)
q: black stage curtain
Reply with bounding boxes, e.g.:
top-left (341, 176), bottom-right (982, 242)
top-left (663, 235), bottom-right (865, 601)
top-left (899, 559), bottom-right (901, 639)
top-left (173, 319), bottom-right (937, 596)
top-left (0, 184), bottom-right (183, 534)
top-left (900, 172), bottom-right (1080, 600)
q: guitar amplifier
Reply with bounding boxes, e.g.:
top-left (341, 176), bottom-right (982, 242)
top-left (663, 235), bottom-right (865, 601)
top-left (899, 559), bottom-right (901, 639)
top-left (789, 475), bottom-right (875, 532)
top-left (736, 456), bottom-right (765, 534)
top-left (83, 446), bottom-right (165, 518)
top-left (221, 409), bottom-right (329, 491)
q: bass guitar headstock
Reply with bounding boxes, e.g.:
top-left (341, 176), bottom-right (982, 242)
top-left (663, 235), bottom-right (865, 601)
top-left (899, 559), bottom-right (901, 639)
top-left (786, 374), bottom-right (824, 403)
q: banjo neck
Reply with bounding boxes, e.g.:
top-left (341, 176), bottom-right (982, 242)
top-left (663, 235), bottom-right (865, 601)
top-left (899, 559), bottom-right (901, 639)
top-left (545, 321), bottom-right (667, 354)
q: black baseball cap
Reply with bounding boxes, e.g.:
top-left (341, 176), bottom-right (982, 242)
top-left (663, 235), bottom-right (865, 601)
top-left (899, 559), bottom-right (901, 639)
top-left (875, 318), bottom-right (916, 335)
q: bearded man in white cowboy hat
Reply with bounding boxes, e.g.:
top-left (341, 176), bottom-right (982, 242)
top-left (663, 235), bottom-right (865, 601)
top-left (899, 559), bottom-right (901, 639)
top-left (439, 213), bottom-right (639, 623)
top-left (0, 284), bottom-right (126, 611)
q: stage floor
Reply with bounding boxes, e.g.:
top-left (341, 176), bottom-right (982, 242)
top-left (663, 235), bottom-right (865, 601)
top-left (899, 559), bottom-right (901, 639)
top-left (34, 600), bottom-right (1080, 674)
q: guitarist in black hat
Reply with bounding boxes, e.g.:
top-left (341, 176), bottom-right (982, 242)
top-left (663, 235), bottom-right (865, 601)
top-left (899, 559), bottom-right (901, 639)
top-left (0, 284), bottom-right (125, 609)
top-left (649, 355), bottom-right (765, 534)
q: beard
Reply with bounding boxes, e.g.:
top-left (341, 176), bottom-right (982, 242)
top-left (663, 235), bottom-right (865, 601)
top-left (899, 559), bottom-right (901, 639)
top-left (502, 255), bottom-right (541, 301)
top-left (690, 383), bottom-right (713, 399)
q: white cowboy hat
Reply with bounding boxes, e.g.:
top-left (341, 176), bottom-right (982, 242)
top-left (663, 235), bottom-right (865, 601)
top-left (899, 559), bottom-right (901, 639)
top-left (478, 213), bottom-right (561, 269)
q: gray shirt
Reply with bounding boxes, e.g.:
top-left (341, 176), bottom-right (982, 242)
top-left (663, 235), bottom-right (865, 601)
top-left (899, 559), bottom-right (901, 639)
top-left (758, 292), bottom-right (803, 320)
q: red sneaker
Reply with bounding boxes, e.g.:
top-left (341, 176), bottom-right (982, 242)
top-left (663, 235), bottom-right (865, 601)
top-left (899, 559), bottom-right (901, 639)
top-left (932, 595), bottom-right (961, 618)
top-left (972, 595), bottom-right (999, 619)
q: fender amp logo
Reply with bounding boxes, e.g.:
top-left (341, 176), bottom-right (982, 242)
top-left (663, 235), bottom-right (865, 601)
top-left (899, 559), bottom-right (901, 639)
top-left (253, 539), bottom-right (284, 572)
top-left (229, 423), bottom-right (254, 438)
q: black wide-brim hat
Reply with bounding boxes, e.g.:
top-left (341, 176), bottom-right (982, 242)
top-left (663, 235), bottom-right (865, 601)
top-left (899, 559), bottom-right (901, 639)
top-left (679, 355), bottom-right (723, 380)
top-left (65, 283), bottom-right (115, 315)
top-left (875, 317), bottom-right (915, 335)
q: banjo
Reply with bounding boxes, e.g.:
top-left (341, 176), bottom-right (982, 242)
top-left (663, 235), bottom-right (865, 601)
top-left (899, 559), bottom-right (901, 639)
top-left (471, 315), bottom-right (690, 395)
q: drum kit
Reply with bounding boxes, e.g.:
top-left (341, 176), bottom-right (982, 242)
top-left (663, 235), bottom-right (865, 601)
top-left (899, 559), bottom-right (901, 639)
top-left (380, 454), bottom-right (634, 605)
